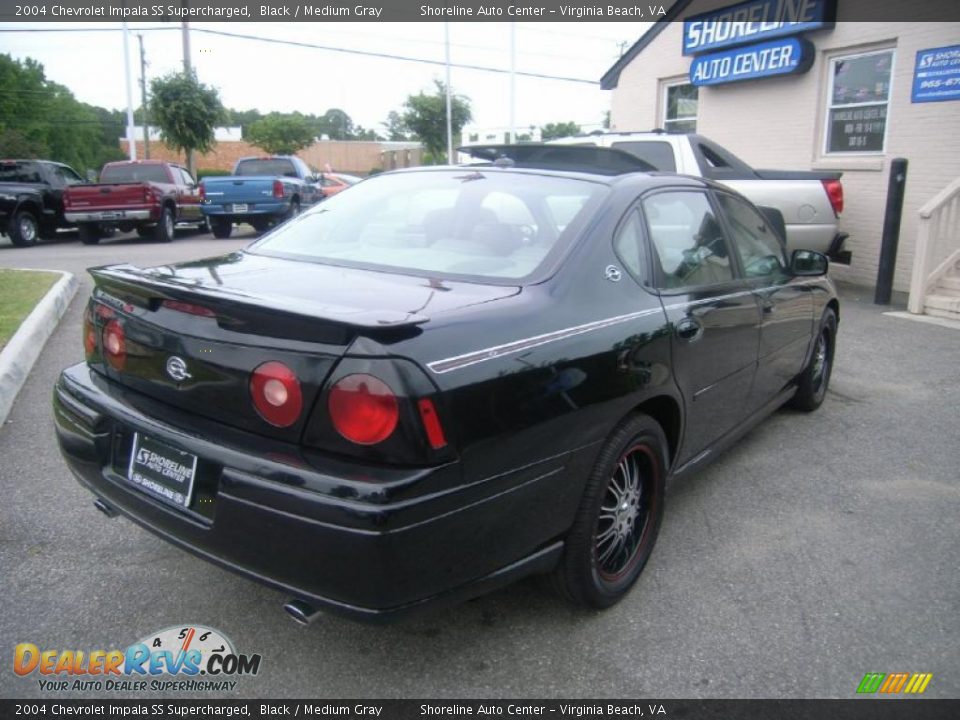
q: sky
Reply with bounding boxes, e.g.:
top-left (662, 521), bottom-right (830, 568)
top-left (0, 21), bottom-right (653, 136)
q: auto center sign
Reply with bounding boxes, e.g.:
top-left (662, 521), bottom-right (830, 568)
top-left (683, 0), bottom-right (836, 86)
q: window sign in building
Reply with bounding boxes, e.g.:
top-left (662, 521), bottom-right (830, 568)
top-left (664, 83), bottom-right (699, 132)
top-left (690, 37), bottom-right (814, 86)
top-left (682, 0), bottom-right (837, 56)
top-left (825, 49), bottom-right (894, 153)
top-left (911, 45), bottom-right (960, 103)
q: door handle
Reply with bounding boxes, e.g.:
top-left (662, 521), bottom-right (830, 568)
top-left (676, 317), bottom-right (703, 342)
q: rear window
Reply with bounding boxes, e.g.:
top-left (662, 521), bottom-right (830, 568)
top-left (611, 141), bottom-right (677, 172)
top-left (101, 164), bottom-right (170, 183)
top-left (236, 159), bottom-right (299, 177)
top-left (250, 170), bottom-right (608, 282)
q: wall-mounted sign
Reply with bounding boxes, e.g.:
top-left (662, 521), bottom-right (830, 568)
top-left (683, 0), bottom-right (837, 56)
top-left (911, 44), bottom-right (960, 103)
top-left (690, 37), bottom-right (815, 86)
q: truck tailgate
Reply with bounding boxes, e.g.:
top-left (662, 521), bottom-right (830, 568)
top-left (66, 184), bottom-right (150, 209)
top-left (201, 176), bottom-right (276, 205)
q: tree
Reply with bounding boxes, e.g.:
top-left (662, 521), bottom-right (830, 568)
top-left (382, 111), bottom-right (411, 141)
top-left (0, 54), bottom-right (123, 173)
top-left (317, 108), bottom-right (354, 140)
top-left (540, 121), bottom-right (582, 141)
top-left (247, 113), bottom-right (316, 155)
top-left (401, 81), bottom-right (472, 163)
top-left (149, 71), bottom-right (224, 172)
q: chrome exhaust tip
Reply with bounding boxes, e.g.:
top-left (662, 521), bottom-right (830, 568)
top-left (283, 599), bottom-right (321, 625)
top-left (93, 498), bottom-right (118, 518)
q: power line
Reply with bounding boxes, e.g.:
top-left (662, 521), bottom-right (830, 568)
top-left (187, 27), bottom-right (600, 85)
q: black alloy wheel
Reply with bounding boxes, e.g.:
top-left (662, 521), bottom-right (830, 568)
top-left (791, 308), bottom-right (837, 411)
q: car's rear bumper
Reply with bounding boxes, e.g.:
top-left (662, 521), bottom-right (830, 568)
top-left (65, 209), bottom-right (154, 223)
top-left (53, 363), bottom-right (572, 622)
top-left (200, 201), bottom-right (288, 218)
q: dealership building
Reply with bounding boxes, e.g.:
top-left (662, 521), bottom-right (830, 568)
top-left (602, 0), bottom-right (960, 318)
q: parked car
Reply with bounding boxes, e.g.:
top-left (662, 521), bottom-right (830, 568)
top-left (319, 172), bottom-right (363, 198)
top-left (549, 131), bottom-right (848, 261)
top-left (0, 159), bottom-right (85, 246)
top-left (64, 160), bottom-right (205, 245)
top-left (54, 145), bottom-right (838, 623)
top-left (199, 156), bottom-right (323, 238)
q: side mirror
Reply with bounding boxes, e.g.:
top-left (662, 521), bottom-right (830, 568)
top-left (790, 249), bottom-right (829, 276)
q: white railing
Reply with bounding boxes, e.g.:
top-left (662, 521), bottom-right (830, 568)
top-left (908, 177), bottom-right (960, 314)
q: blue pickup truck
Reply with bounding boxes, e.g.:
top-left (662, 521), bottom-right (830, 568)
top-left (199, 156), bottom-right (323, 238)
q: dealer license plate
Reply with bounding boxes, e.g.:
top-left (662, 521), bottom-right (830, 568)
top-left (127, 433), bottom-right (198, 510)
top-left (232, 203), bottom-right (249, 213)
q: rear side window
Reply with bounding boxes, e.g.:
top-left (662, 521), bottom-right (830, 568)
top-left (101, 165), bottom-right (170, 183)
top-left (614, 210), bottom-right (646, 281)
top-left (0, 162), bottom-right (41, 183)
top-left (252, 170), bottom-right (608, 283)
top-left (611, 141), bottom-right (677, 172)
top-left (642, 191), bottom-right (734, 288)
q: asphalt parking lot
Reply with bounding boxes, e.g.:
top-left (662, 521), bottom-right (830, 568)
top-left (1, 230), bottom-right (957, 699)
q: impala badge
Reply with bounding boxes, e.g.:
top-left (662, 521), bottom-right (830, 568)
top-left (166, 356), bottom-right (192, 382)
top-left (605, 265), bottom-right (622, 282)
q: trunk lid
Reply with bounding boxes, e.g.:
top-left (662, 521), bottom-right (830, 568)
top-left (87, 251), bottom-right (518, 441)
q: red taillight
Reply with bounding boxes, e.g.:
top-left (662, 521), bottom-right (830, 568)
top-left (272, 180), bottom-right (284, 199)
top-left (199, 183), bottom-right (206, 201)
top-left (822, 178), bottom-right (843, 216)
top-left (83, 310), bottom-right (96, 359)
top-left (417, 398), bottom-right (448, 449)
top-left (162, 299), bottom-right (216, 317)
top-left (250, 361), bottom-right (303, 428)
top-left (328, 374), bottom-right (399, 445)
top-left (102, 319), bottom-right (126, 371)
top-left (142, 186), bottom-right (151, 203)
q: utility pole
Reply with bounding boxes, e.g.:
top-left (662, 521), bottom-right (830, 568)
top-left (181, 12), bottom-right (194, 173)
top-left (122, 22), bottom-right (136, 161)
top-left (137, 34), bottom-right (149, 159)
top-left (444, 22), bottom-right (453, 165)
top-left (509, 23), bottom-right (516, 144)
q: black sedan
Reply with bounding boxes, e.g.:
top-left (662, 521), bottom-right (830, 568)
top-left (54, 146), bottom-right (838, 622)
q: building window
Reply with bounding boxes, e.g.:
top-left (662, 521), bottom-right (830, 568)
top-left (825, 49), bottom-right (894, 154)
top-left (663, 83), bottom-right (698, 133)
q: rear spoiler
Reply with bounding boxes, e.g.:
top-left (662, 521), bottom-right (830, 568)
top-left (89, 264), bottom-right (428, 329)
top-left (458, 144), bottom-right (655, 175)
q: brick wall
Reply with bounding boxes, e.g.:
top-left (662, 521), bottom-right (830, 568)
top-left (610, 6), bottom-right (960, 292)
top-left (121, 139), bottom-right (423, 177)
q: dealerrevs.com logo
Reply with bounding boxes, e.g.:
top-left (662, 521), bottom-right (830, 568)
top-left (13, 625), bottom-right (262, 693)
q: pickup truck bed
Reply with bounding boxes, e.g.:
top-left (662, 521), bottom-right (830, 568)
top-left (550, 133), bottom-right (847, 260)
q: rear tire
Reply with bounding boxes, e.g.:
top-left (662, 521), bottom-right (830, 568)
top-left (251, 218), bottom-right (272, 233)
top-left (790, 308), bottom-right (837, 411)
top-left (78, 224), bottom-right (102, 245)
top-left (211, 218), bottom-right (232, 239)
top-left (153, 206), bottom-right (175, 243)
top-left (9, 210), bottom-right (40, 246)
top-left (552, 414), bottom-right (667, 609)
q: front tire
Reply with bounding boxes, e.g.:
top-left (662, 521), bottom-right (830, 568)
top-left (78, 224), bottom-right (102, 245)
top-left (552, 414), bottom-right (667, 609)
top-left (153, 206), bottom-right (175, 243)
top-left (9, 210), bottom-right (40, 246)
top-left (790, 308), bottom-right (837, 412)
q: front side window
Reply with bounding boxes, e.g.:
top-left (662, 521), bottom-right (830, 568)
top-left (251, 170), bottom-right (608, 282)
top-left (825, 49), bottom-right (894, 154)
top-left (642, 191), bottom-right (734, 288)
top-left (663, 83), bottom-right (699, 133)
top-left (716, 194), bottom-right (787, 278)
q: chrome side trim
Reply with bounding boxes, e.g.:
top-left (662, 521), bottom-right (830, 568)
top-left (427, 307), bottom-right (664, 374)
top-left (427, 280), bottom-right (826, 375)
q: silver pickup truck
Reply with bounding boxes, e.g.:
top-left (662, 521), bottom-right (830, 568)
top-left (550, 132), bottom-right (848, 261)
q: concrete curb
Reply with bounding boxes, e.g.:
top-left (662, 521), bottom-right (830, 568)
top-left (0, 269), bottom-right (78, 426)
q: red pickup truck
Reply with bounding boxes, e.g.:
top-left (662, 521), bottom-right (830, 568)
top-left (64, 160), bottom-right (205, 244)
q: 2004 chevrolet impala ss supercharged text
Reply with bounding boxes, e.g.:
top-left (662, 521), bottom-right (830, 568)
top-left (53, 146), bottom-right (838, 623)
